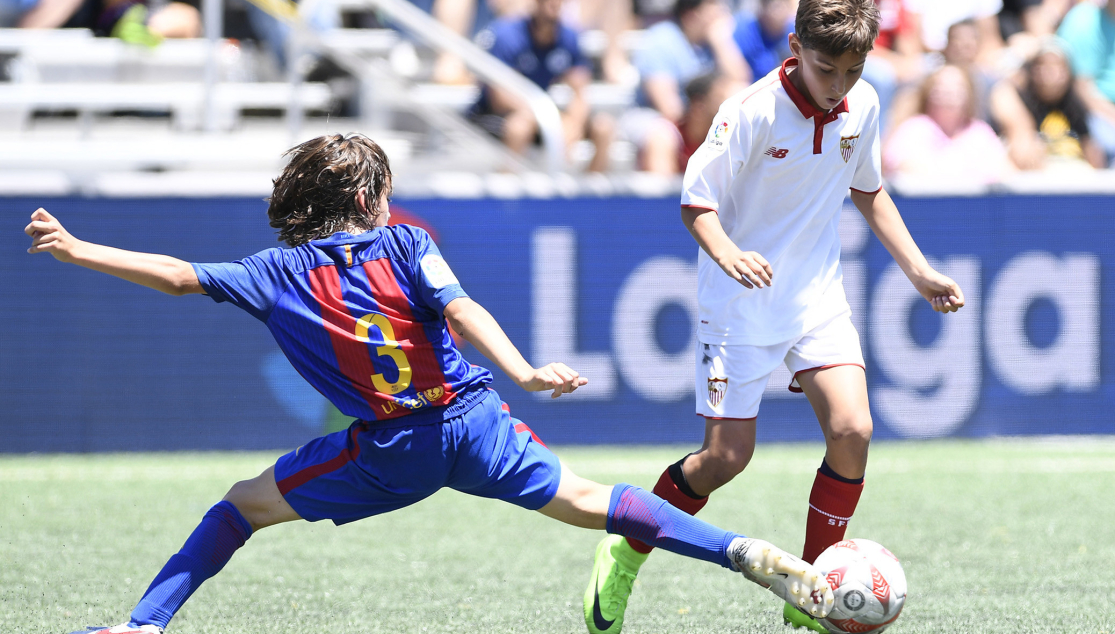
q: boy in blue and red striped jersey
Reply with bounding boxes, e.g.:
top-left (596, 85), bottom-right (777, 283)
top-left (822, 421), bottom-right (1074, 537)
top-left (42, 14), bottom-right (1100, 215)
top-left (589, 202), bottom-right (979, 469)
top-left (26, 133), bottom-right (834, 634)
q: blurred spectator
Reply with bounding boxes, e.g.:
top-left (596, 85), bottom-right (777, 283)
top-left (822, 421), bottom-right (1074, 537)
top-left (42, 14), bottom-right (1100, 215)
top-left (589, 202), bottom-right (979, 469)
top-left (889, 19), bottom-right (996, 135)
top-left (243, 0), bottom-right (338, 70)
top-left (620, 0), bottom-right (746, 173)
top-left (632, 0), bottom-right (677, 28)
top-left (11, 0), bottom-right (199, 41)
top-left (633, 0), bottom-right (744, 122)
top-left (907, 0), bottom-right (1004, 67)
top-left (672, 71), bottom-right (743, 170)
top-left (415, 0), bottom-right (530, 84)
top-left (731, 0), bottom-right (793, 80)
top-left (991, 39), bottom-right (1105, 170)
top-left (941, 19), bottom-right (997, 120)
top-left (864, 0), bottom-right (924, 128)
top-left (561, 0), bottom-right (638, 84)
top-left (634, 70), bottom-right (743, 173)
top-left (0, 0), bottom-right (40, 26)
top-left (1057, 0), bottom-right (1115, 166)
top-left (632, 0), bottom-right (747, 122)
top-left (884, 64), bottom-right (1013, 185)
top-left (999, 0), bottom-right (1070, 42)
top-left (471, 0), bottom-right (613, 171)
top-left (995, 0), bottom-right (1073, 70)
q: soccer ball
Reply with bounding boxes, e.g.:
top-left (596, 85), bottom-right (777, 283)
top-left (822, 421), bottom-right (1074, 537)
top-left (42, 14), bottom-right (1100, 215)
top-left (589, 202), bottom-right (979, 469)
top-left (813, 539), bottom-right (907, 633)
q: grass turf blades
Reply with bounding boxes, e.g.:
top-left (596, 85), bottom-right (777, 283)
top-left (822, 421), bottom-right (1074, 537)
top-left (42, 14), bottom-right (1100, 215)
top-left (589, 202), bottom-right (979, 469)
top-left (2, 439), bottom-right (1113, 633)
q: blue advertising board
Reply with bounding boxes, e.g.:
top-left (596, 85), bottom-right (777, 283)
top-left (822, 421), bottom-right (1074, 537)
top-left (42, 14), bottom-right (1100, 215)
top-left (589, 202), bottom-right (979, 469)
top-left (1, 194), bottom-right (1111, 452)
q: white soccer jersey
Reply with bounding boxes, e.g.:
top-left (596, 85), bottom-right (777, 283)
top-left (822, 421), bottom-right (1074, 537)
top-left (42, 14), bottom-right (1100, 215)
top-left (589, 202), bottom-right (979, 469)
top-left (682, 58), bottom-right (883, 346)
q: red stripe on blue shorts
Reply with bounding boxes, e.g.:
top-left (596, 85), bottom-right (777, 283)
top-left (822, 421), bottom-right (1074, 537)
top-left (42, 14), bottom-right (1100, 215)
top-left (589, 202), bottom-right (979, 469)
top-left (276, 424), bottom-right (364, 496)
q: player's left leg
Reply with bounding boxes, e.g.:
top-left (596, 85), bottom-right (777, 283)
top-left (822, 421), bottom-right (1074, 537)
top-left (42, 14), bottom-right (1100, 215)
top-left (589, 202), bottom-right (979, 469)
top-left (124, 467), bottom-right (300, 632)
top-left (796, 363), bottom-right (872, 562)
top-left (450, 393), bottom-right (831, 633)
top-left (784, 363), bottom-right (871, 632)
top-left (72, 466), bottom-right (303, 634)
top-left (538, 464), bottom-right (833, 633)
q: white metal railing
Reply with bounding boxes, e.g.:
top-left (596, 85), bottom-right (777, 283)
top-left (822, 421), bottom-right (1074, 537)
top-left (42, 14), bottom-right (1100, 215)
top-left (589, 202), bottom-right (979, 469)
top-left (202, 0), bottom-right (223, 132)
top-left (290, 0), bottom-right (567, 173)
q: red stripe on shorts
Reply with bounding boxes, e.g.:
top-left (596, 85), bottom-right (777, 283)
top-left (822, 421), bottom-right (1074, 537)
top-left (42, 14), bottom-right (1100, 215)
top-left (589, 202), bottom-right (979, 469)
top-left (513, 422), bottom-right (548, 449)
top-left (276, 425), bottom-right (364, 495)
top-left (788, 363), bottom-right (866, 393)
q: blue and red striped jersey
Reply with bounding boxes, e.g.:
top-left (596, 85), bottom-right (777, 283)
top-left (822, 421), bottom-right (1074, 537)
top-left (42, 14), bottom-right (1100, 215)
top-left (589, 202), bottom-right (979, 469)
top-left (192, 225), bottom-right (493, 422)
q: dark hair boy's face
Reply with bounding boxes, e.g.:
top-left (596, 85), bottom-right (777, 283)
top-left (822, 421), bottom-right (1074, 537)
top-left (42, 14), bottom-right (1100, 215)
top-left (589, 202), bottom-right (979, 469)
top-left (790, 35), bottom-right (867, 111)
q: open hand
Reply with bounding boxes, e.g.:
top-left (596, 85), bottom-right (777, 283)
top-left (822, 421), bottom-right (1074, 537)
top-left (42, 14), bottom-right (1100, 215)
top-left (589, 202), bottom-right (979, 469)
top-left (25, 208), bottom-right (80, 262)
top-left (913, 269), bottom-right (965, 313)
top-left (717, 247), bottom-right (773, 289)
top-left (519, 362), bottom-right (588, 399)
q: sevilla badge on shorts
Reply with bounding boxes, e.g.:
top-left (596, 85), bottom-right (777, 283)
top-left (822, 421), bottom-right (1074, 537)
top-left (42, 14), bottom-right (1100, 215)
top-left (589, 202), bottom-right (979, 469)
top-left (840, 134), bottom-right (859, 163)
top-left (708, 377), bottom-right (728, 407)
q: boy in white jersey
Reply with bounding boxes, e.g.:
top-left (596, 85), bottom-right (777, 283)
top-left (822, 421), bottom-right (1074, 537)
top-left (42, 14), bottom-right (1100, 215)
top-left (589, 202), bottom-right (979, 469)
top-left (583, 1), bottom-right (965, 633)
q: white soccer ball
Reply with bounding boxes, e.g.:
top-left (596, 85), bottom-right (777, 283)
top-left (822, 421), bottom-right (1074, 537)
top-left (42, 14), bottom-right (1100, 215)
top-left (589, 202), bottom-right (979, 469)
top-left (812, 538), bottom-right (907, 633)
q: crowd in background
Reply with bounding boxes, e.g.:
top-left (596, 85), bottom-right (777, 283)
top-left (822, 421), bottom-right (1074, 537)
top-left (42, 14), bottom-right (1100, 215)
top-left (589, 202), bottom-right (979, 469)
top-left (2, 0), bottom-right (1114, 183)
top-left (447, 0), bottom-right (1115, 182)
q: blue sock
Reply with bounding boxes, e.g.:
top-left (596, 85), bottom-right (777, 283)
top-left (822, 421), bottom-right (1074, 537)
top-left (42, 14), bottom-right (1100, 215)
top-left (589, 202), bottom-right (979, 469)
top-left (606, 483), bottom-right (741, 569)
top-left (130, 501), bottom-right (253, 629)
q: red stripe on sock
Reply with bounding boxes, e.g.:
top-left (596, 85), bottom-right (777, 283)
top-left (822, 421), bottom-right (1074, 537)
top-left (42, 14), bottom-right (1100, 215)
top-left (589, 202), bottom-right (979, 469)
top-left (626, 465), bottom-right (709, 554)
top-left (802, 470), bottom-right (864, 563)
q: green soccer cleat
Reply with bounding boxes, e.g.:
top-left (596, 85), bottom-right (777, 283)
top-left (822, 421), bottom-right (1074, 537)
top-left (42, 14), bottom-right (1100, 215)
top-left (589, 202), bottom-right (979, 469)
top-left (583, 534), bottom-right (648, 634)
top-left (783, 601), bottom-right (831, 632)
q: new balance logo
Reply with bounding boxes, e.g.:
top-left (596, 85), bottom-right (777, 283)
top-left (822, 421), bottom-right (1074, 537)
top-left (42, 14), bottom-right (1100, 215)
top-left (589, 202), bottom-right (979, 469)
top-left (764, 147), bottom-right (789, 159)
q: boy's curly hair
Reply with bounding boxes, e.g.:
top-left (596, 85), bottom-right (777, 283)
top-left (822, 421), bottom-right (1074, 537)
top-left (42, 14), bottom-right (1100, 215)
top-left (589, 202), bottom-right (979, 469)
top-left (795, 0), bottom-right (880, 58)
top-left (268, 133), bottom-right (393, 247)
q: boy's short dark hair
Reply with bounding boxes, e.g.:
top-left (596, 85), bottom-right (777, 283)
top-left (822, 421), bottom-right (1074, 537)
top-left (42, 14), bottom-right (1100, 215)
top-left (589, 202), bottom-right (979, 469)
top-left (673, 0), bottom-right (709, 23)
top-left (268, 133), bottom-right (393, 247)
top-left (795, 0), bottom-right (880, 57)
top-left (686, 71), bottom-right (721, 104)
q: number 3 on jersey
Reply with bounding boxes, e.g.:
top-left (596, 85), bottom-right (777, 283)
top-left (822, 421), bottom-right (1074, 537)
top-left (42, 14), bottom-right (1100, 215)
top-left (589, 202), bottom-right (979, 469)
top-left (354, 313), bottom-right (412, 394)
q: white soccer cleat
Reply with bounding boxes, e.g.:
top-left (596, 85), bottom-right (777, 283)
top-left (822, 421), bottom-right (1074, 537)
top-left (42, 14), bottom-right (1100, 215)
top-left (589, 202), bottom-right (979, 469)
top-left (727, 537), bottom-right (835, 619)
top-left (69, 624), bottom-right (163, 634)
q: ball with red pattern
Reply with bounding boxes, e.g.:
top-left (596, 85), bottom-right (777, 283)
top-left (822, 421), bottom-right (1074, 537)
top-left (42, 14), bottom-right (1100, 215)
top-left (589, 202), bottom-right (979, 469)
top-left (812, 538), bottom-right (907, 633)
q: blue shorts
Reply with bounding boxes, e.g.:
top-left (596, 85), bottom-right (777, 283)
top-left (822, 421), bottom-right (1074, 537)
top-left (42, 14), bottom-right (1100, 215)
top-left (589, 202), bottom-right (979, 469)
top-left (273, 388), bottom-right (562, 525)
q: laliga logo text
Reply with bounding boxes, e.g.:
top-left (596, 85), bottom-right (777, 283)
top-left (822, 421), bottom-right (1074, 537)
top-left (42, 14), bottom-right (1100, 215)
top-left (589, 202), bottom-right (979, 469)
top-left (530, 215), bottom-right (1101, 438)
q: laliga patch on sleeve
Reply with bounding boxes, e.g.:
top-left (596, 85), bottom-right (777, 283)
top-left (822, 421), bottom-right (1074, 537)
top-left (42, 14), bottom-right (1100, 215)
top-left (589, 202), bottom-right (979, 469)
top-left (704, 116), bottom-right (733, 153)
top-left (420, 253), bottom-right (460, 288)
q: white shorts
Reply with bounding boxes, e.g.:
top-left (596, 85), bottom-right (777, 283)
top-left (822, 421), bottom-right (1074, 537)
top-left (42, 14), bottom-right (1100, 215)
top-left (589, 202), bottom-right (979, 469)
top-left (696, 314), bottom-right (865, 420)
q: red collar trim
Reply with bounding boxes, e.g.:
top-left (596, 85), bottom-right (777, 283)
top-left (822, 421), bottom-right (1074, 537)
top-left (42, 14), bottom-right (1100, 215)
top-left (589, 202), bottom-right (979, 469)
top-left (778, 58), bottom-right (849, 120)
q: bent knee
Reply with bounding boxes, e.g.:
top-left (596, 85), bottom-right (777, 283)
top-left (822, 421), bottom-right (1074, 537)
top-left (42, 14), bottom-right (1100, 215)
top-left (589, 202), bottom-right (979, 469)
top-left (222, 479), bottom-right (260, 513)
top-left (827, 414), bottom-right (874, 445)
top-left (694, 448), bottom-right (752, 490)
top-left (222, 476), bottom-right (287, 528)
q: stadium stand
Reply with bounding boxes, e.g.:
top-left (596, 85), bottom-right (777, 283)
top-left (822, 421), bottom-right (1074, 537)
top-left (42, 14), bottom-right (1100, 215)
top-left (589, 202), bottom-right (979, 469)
top-left (0, 0), bottom-right (1111, 198)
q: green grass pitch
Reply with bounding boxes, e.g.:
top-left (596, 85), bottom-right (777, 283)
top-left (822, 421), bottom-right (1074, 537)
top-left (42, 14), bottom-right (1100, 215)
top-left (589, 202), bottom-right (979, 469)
top-left (2, 439), bottom-right (1113, 634)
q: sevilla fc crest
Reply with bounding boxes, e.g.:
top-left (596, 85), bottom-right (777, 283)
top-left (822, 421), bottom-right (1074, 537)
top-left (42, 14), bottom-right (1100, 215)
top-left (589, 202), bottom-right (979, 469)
top-left (839, 134), bottom-right (859, 163)
top-left (707, 377), bottom-right (728, 407)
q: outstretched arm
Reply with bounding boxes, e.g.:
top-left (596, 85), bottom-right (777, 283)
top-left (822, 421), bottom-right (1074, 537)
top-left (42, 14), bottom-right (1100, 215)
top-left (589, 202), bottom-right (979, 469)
top-left (443, 296), bottom-right (586, 398)
top-left (24, 208), bottom-right (203, 296)
top-left (849, 188), bottom-right (964, 313)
